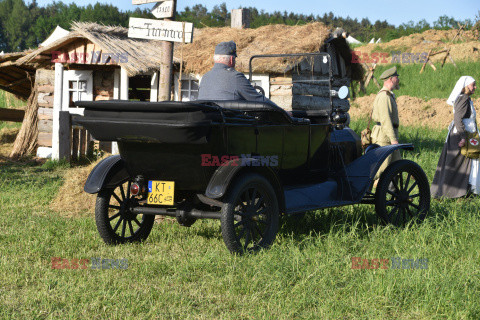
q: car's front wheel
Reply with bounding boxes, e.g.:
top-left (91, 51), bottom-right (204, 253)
top-left (95, 181), bottom-right (155, 245)
top-left (220, 173), bottom-right (279, 254)
top-left (375, 160), bottom-right (430, 226)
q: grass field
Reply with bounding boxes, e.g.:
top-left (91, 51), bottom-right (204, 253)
top-left (1, 121), bottom-right (479, 319)
top-left (0, 90), bottom-right (26, 109)
top-left (357, 61), bottom-right (480, 99)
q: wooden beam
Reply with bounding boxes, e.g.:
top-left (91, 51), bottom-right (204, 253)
top-left (449, 55), bottom-right (457, 68)
top-left (71, 128), bottom-right (79, 161)
top-left (0, 108), bottom-right (24, 122)
top-left (428, 59), bottom-right (437, 71)
top-left (38, 132), bottom-right (52, 147)
top-left (451, 23), bottom-right (465, 42)
top-left (420, 49), bottom-right (432, 74)
top-left (430, 49), bottom-right (449, 56)
top-left (120, 67), bottom-right (129, 100)
top-left (52, 62), bottom-right (64, 160)
top-left (441, 48), bottom-right (451, 68)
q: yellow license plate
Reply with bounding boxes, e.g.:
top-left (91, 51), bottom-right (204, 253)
top-left (147, 181), bottom-right (175, 205)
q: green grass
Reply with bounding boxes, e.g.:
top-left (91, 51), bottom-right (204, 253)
top-left (357, 61), bottom-right (480, 100)
top-left (0, 89), bottom-right (26, 109)
top-left (1, 121), bottom-right (480, 319)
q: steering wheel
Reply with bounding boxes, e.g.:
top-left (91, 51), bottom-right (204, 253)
top-left (253, 84), bottom-right (265, 96)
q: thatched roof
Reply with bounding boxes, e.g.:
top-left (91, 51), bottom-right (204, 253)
top-left (17, 22), bottom-right (169, 77)
top-left (175, 22), bottom-right (331, 74)
top-left (0, 50), bottom-right (35, 100)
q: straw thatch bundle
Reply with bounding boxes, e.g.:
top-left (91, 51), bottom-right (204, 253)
top-left (175, 22), bottom-right (331, 74)
top-left (10, 82), bottom-right (38, 158)
top-left (17, 22), bottom-right (170, 77)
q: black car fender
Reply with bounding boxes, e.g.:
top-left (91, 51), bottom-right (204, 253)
top-left (205, 157), bottom-right (285, 212)
top-left (84, 155), bottom-right (130, 194)
top-left (341, 143), bottom-right (415, 200)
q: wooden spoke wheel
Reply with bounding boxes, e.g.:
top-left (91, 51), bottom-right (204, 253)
top-left (221, 173), bottom-right (279, 254)
top-left (375, 160), bottom-right (430, 227)
top-left (95, 181), bottom-right (155, 244)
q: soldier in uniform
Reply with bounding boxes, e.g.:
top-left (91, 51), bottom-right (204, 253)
top-left (198, 41), bottom-right (272, 102)
top-left (371, 66), bottom-right (401, 180)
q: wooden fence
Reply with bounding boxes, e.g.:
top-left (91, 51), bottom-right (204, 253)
top-left (0, 108), bottom-right (24, 122)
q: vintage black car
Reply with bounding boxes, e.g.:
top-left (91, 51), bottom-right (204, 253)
top-left (74, 53), bottom-right (430, 254)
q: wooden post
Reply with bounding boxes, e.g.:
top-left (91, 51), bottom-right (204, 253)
top-left (120, 67), bottom-right (129, 100)
top-left (112, 68), bottom-right (121, 155)
top-left (71, 127), bottom-right (79, 161)
top-left (113, 68), bottom-right (120, 99)
top-left (451, 23), bottom-right (465, 42)
top-left (449, 55), bottom-right (457, 68)
top-left (420, 50), bottom-right (432, 74)
top-left (58, 111), bottom-right (70, 160)
top-left (52, 63), bottom-right (65, 160)
top-left (231, 9), bottom-right (250, 29)
top-left (150, 71), bottom-right (159, 102)
top-left (441, 48), bottom-right (451, 68)
top-left (79, 128), bottom-right (87, 157)
top-left (158, 2), bottom-right (177, 101)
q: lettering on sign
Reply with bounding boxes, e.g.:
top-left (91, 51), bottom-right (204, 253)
top-left (152, 1), bottom-right (174, 19)
top-left (128, 18), bottom-right (193, 43)
top-left (132, 0), bottom-right (161, 5)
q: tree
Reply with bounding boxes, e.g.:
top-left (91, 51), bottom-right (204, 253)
top-left (4, 0), bottom-right (29, 51)
top-left (434, 15), bottom-right (458, 30)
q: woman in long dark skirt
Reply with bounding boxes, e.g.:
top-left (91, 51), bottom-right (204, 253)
top-left (431, 76), bottom-right (477, 198)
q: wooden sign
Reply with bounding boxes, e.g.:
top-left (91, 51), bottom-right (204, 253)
top-left (128, 18), bottom-right (193, 43)
top-left (132, 0), bottom-right (160, 5)
top-left (151, 1), bottom-right (174, 19)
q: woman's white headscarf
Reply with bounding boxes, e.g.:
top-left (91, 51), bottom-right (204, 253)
top-left (447, 76), bottom-right (476, 106)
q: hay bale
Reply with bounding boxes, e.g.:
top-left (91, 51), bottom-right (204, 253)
top-left (49, 160), bottom-right (99, 217)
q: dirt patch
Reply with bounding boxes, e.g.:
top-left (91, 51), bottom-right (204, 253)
top-left (49, 160), bottom-right (98, 217)
top-left (355, 29), bottom-right (480, 63)
top-left (350, 95), bottom-right (480, 128)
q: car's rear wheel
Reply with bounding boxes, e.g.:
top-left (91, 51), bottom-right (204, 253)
top-left (95, 181), bottom-right (155, 245)
top-left (375, 160), bottom-right (430, 226)
top-left (221, 173), bottom-right (279, 254)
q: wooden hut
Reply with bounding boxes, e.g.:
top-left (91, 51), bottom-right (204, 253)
top-left (15, 22), bottom-right (175, 159)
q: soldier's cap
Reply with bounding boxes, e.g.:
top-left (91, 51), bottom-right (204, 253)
top-left (214, 41), bottom-right (237, 57)
top-left (379, 66), bottom-right (399, 80)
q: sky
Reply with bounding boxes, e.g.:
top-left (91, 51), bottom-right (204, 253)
top-left (33, 0), bottom-right (479, 26)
